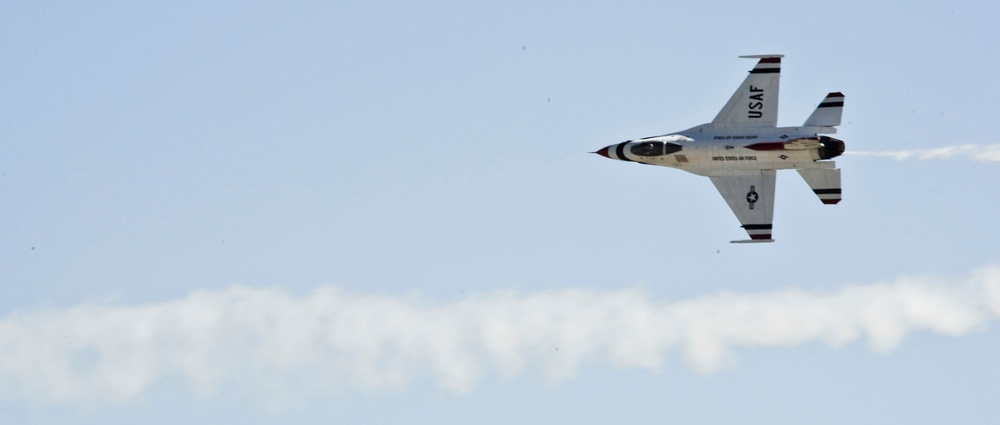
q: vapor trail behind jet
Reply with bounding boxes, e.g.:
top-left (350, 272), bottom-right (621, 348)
top-left (1, 266), bottom-right (999, 408)
top-left (847, 144), bottom-right (1000, 163)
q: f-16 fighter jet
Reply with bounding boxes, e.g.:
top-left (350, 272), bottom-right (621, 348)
top-left (595, 55), bottom-right (844, 243)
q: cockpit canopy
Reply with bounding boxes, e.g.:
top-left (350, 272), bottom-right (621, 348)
top-left (629, 141), bottom-right (683, 157)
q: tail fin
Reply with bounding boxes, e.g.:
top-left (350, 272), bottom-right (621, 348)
top-left (797, 168), bottom-right (842, 205)
top-left (803, 92), bottom-right (844, 128)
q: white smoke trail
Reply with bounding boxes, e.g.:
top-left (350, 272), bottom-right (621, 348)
top-left (1, 266), bottom-right (1000, 408)
top-left (847, 144), bottom-right (1000, 163)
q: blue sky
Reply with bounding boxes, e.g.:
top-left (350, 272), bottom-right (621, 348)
top-left (3, 1), bottom-right (1000, 423)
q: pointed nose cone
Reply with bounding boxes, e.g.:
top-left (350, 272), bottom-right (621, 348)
top-left (594, 146), bottom-right (610, 158)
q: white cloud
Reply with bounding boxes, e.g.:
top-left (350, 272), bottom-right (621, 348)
top-left (2, 267), bottom-right (1000, 408)
top-left (846, 144), bottom-right (1000, 163)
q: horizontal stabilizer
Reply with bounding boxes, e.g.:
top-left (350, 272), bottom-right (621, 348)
top-left (797, 168), bottom-right (842, 204)
top-left (731, 239), bottom-right (775, 244)
top-left (803, 92), bottom-right (844, 127)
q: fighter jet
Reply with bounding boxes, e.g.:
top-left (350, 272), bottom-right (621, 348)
top-left (595, 55), bottom-right (844, 243)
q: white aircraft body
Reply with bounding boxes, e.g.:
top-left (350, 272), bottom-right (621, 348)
top-left (595, 55), bottom-right (845, 243)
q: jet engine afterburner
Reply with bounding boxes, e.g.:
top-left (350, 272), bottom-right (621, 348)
top-left (818, 136), bottom-right (845, 160)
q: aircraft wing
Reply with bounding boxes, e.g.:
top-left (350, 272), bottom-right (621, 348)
top-left (709, 170), bottom-right (776, 242)
top-left (711, 55), bottom-right (782, 128)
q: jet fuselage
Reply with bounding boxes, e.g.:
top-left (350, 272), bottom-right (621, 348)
top-left (597, 125), bottom-right (844, 177)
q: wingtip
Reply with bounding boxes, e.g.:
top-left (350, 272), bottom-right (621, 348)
top-left (730, 239), bottom-right (775, 244)
top-left (739, 54), bottom-right (785, 59)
